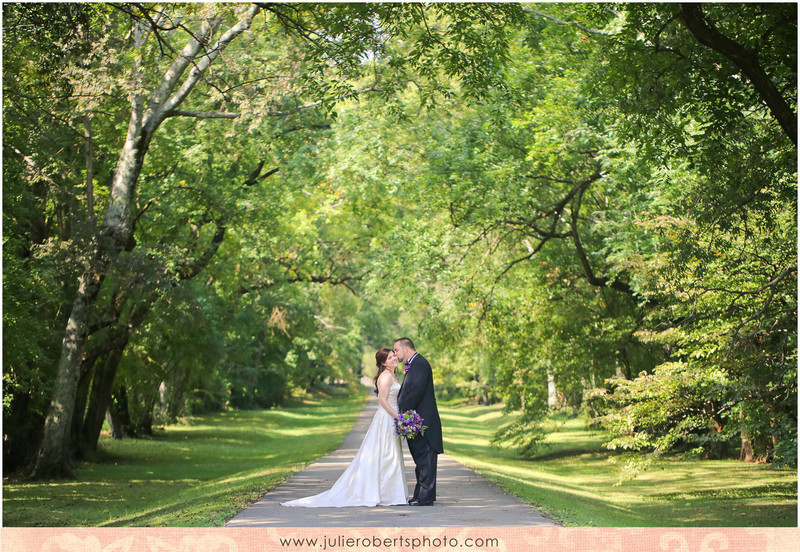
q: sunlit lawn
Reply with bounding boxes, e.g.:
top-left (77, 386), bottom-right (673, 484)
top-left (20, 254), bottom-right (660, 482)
top-left (6, 393), bottom-right (795, 527)
top-left (440, 403), bottom-right (798, 527)
top-left (3, 391), bottom-right (369, 526)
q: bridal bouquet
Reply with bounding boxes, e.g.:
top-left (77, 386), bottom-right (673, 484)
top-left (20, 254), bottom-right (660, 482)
top-left (394, 410), bottom-right (427, 440)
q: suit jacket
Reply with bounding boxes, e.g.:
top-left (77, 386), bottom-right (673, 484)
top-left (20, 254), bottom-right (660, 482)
top-left (397, 353), bottom-right (443, 453)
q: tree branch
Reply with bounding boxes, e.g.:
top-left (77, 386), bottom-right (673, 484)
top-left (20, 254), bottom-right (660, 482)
top-left (177, 218), bottom-right (227, 280)
top-left (165, 109), bottom-right (241, 119)
top-left (679, 3), bottom-right (797, 146)
top-left (697, 265), bottom-right (794, 297)
top-left (154, 5), bottom-right (261, 126)
top-left (145, 13), bottom-right (221, 120)
top-left (568, 172), bottom-right (634, 295)
top-left (522, 7), bottom-right (611, 35)
top-left (236, 270), bottom-right (367, 298)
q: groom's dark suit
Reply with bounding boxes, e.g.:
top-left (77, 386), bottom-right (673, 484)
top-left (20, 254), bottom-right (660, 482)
top-left (397, 352), bottom-right (443, 504)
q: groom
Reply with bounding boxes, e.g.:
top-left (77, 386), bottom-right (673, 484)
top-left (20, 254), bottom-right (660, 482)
top-left (395, 337), bottom-right (443, 506)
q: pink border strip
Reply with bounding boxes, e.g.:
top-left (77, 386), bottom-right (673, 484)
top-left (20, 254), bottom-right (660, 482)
top-left (2, 528), bottom-right (799, 552)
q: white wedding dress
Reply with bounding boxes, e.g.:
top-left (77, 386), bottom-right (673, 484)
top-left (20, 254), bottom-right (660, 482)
top-left (281, 381), bottom-right (408, 507)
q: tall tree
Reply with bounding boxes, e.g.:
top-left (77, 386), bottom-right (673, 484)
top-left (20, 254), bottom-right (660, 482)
top-left (32, 4), bottom-right (261, 479)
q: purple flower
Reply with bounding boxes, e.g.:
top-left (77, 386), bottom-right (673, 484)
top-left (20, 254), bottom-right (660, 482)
top-left (394, 410), bottom-right (427, 440)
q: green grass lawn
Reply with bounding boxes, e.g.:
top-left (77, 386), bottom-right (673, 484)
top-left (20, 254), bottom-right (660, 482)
top-left (3, 390), bottom-right (369, 526)
top-left (5, 393), bottom-right (795, 527)
top-left (439, 402), bottom-right (798, 527)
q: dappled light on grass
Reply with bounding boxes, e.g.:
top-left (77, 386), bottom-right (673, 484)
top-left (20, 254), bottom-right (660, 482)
top-left (3, 392), bottom-right (369, 526)
top-left (257, 410), bottom-right (316, 420)
top-left (440, 407), bottom-right (507, 424)
top-left (94, 465), bottom-right (294, 527)
top-left (440, 403), bottom-right (797, 527)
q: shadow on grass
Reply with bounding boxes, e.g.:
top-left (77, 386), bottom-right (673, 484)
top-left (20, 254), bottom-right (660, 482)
top-left (526, 448), bottom-right (609, 462)
top-left (649, 482), bottom-right (798, 501)
top-left (3, 391), bottom-right (370, 526)
top-left (440, 403), bottom-right (798, 527)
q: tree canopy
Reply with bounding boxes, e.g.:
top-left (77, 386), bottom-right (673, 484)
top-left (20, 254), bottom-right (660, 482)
top-left (3, 2), bottom-right (796, 480)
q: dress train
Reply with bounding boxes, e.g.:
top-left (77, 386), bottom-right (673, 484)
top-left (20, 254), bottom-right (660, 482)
top-left (281, 382), bottom-right (407, 507)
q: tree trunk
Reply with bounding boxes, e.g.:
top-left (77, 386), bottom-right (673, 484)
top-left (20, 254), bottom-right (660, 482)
top-left (56, 193), bottom-right (72, 241)
top-left (84, 111), bottom-right (95, 222)
top-left (130, 383), bottom-right (159, 436)
top-left (167, 364), bottom-right (190, 422)
top-left (739, 434), bottom-right (755, 462)
top-left (80, 347), bottom-right (126, 456)
top-left (739, 409), bottom-right (755, 461)
top-left (80, 296), bottom-right (156, 453)
top-left (479, 385), bottom-right (489, 406)
top-left (105, 408), bottom-right (122, 440)
top-left (110, 386), bottom-right (132, 438)
top-left (159, 381), bottom-right (168, 416)
top-left (30, 5), bottom-right (260, 479)
top-left (70, 355), bottom-right (97, 458)
top-left (31, 268), bottom-right (105, 479)
top-left (547, 370), bottom-right (558, 409)
top-left (618, 348), bottom-right (633, 380)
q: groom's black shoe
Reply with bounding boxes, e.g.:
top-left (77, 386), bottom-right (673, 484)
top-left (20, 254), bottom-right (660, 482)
top-left (407, 498), bottom-right (419, 505)
top-left (412, 500), bottom-right (434, 506)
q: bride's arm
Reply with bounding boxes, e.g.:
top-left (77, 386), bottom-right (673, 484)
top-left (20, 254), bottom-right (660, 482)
top-left (377, 373), bottom-right (398, 419)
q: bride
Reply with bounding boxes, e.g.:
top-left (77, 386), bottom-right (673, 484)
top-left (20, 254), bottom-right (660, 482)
top-left (281, 348), bottom-right (408, 507)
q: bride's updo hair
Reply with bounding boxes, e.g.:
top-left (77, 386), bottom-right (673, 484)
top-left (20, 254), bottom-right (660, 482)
top-left (373, 347), bottom-right (392, 395)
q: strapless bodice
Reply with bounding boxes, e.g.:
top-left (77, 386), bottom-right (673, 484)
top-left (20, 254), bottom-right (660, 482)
top-left (387, 381), bottom-right (400, 414)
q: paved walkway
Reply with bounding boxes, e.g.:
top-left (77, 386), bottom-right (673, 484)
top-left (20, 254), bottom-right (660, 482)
top-left (226, 395), bottom-right (557, 527)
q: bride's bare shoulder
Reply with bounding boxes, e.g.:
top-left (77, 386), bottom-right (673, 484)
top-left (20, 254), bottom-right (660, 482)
top-left (377, 369), bottom-right (398, 385)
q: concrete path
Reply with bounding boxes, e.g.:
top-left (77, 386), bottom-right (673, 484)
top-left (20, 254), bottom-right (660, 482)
top-left (226, 395), bottom-right (557, 527)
